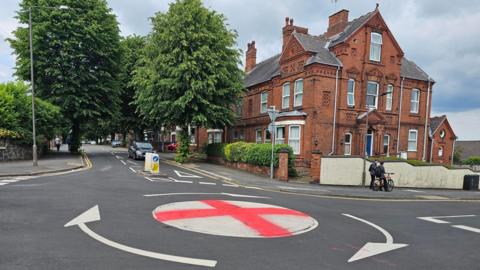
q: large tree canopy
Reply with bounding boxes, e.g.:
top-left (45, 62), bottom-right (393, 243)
top-left (9, 0), bottom-right (122, 152)
top-left (133, 0), bottom-right (244, 160)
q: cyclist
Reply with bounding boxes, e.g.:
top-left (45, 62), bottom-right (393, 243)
top-left (368, 160), bottom-right (377, 190)
top-left (375, 161), bottom-right (389, 191)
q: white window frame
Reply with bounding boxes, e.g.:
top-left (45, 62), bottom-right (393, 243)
top-left (255, 129), bottom-right (263, 144)
top-left (293, 79), bottom-right (303, 107)
top-left (411, 89), bottom-right (420, 113)
top-left (386, 84), bottom-right (393, 111)
top-left (408, 129), bottom-right (418, 152)
top-left (344, 133), bottom-right (352, 156)
top-left (438, 147), bottom-right (443, 157)
top-left (275, 126), bottom-right (285, 145)
top-left (282, 83), bottom-right (290, 109)
top-left (347, 79), bottom-right (355, 107)
top-left (288, 125), bottom-right (301, 155)
top-left (260, 92), bottom-right (268, 113)
top-left (383, 134), bottom-right (390, 156)
top-left (370, 32), bottom-right (382, 62)
top-left (366, 81), bottom-right (379, 109)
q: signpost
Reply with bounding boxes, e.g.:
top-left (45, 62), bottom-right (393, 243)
top-left (267, 106), bottom-right (278, 179)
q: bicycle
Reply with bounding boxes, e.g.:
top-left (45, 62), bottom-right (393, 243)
top-left (373, 172), bottom-right (395, 192)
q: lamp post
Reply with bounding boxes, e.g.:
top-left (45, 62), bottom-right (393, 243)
top-left (267, 106), bottom-right (278, 179)
top-left (27, 5), bottom-right (70, 166)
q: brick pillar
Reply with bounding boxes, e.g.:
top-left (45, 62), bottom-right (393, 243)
top-left (276, 149), bottom-right (289, 181)
top-left (310, 150), bottom-right (322, 183)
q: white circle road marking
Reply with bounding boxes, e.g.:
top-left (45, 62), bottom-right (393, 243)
top-left (152, 200), bottom-right (318, 238)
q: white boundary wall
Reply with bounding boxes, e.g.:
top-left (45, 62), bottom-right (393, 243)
top-left (320, 157), bottom-right (480, 189)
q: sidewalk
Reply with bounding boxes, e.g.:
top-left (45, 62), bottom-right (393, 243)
top-left (0, 145), bottom-right (84, 177)
top-left (159, 153), bottom-right (480, 201)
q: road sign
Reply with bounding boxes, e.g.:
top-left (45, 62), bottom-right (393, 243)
top-left (151, 154), bottom-right (160, 174)
top-left (152, 200), bottom-right (318, 238)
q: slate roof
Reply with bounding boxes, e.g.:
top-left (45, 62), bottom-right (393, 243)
top-left (244, 54), bottom-right (281, 88)
top-left (429, 116), bottom-right (445, 135)
top-left (401, 57), bottom-right (431, 82)
top-left (456, 141), bottom-right (480, 160)
top-left (293, 32), bottom-right (342, 67)
top-left (329, 11), bottom-right (376, 47)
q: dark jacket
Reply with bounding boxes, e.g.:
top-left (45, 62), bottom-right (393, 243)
top-left (368, 163), bottom-right (377, 176)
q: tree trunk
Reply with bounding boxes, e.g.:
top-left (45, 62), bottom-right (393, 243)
top-left (70, 120), bottom-right (81, 153)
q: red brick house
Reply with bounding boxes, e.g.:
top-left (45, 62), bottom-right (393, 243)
top-left (230, 6), bottom-right (455, 172)
top-left (427, 116), bottom-right (456, 164)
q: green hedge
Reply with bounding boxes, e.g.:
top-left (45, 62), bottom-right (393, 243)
top-left (463, 156), bottom-right (480, 165)
top-left (206, 143), bottom-right (226, 158)
top-left (208, 141), bottom-right (297, 177)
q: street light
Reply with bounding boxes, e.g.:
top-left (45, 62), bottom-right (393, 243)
top-left (267, 106), bottom-right (278, 179)
top-left (28, 5), bottom-right (71, 166)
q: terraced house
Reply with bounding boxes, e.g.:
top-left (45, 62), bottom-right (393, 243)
top-left (231, 5), bottom-right (455, 173)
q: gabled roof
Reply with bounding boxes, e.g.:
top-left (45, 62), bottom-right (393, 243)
top-left (329, 11), bottom-right (376, 47)
top-left (429, 116), bottom-right (446, 135)
top-left (401, 57), bottom-right (432, 82)
top-left (293, 32), bottom-right (328, 52)
top-left (245, 54), bottom-right (281, 88)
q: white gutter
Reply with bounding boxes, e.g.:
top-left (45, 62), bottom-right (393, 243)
top-left (396, 77), bottom-right (405, 155)
top-left (422, 78), bottom-right (431, 161)
top-left (328, 66), bottom-right (341, 155)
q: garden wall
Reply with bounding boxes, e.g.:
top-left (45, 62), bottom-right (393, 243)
top-left (0, 139), bottom-right (45, 161)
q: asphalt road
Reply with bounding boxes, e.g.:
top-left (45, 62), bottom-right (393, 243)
top-left (1, 145), bottom-right (479, 270)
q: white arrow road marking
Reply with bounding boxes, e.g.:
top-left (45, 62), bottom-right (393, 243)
top-left (342, 214), bottom-right (408, 263)
top-left (145, 177), bottom-right (172, 183)
top-left (174, 170), bottom-right (202, 178)
top-left (168, 177), bottom-right (193, 184)
top-left (452, 225), bottom-right (480, 234)
top-left (64, 205), bottom-right (217, 268)
top-left (417, 215), bottom-right (476, 224)
top-left (143, 193), bottom-right (270, 199)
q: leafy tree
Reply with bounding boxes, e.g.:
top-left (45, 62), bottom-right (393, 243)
top-left (9, 0), bottom-right (122, 153)
top-left (117, 35), bottom-right (147, 141)
top-left (133, 0), bottom-right (244, 161)
top-left (0, 81), bottom-right (65, 144)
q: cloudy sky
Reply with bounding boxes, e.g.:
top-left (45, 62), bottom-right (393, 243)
top-left (1, 0), bottom-right (479, 140)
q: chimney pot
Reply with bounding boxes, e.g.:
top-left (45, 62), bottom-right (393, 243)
top-left (285, 17), bottom-right (289, 26)
top-left (289, 18), bottom-right (294, 25)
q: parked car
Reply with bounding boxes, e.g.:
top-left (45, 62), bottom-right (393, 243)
top-left (167, 143), bottom-right (177, 152)
top-left (111, 140), bottom-right (122, 148)
top-left (128, 141), bottom-right (154, 160)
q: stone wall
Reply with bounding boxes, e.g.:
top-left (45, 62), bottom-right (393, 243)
top-left (0, 139), bottom-right (45, 161)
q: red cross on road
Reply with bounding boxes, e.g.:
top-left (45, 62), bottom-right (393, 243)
top-left (154, 200), bottom-right (309, 237)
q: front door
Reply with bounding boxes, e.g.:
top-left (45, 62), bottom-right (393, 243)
top-left (365, 133), bottom-right (373, 156)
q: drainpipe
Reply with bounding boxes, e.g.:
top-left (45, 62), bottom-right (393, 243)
top-left (328, 66), bottom-right (341, 155)
top-left (396, 77), bottom-right (405, 155)
top-left (422, 78), bottom-right (431, 161)
top-left (429, 138), bottom-right (434, 163)
top-left (451, 138), bottom-right (456, 166)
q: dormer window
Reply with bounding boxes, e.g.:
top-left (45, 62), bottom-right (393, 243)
top-left (370, 32), bottom-right (382, 62)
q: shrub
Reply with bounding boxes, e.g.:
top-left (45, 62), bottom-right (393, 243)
top-left (224, 143), bottom-right (233, 161)
top-left (206, 143), bottom-right (226, 158)
top-left (463, 156), bottom-right (480, 165)
top-left (0, 128), bottom-right (21, 139)
top-left (229, 141), bottom-right (252, 163)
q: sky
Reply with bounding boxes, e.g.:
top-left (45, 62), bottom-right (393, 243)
top-left (1, 0), bottom-right (479, 140)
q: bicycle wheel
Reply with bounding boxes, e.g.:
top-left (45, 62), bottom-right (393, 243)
top-left (387, 179), bottom-right (394, 192)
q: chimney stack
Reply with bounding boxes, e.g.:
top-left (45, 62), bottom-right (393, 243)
top-left (282, 17), bottom-right (308, 51)
top-left (245, 41), bottom-right (257, 72)
top-left (326, 9), bottom-right (349, 38)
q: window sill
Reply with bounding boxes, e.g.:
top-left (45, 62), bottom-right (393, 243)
top-left (407, 150), bottom-right (417, 152)
top-left (367, 60), bottom-right (384, 66)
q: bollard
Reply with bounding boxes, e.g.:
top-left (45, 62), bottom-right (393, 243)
top-left (150, 153), bottom-right (160, 174)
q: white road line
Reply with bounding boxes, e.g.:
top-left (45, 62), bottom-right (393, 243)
top-left (404, 189), bottom-right (424, 193)
top-left (417, 215), bottom-right (476, 224)
top-left (0, 182), bottom-right (9, 186)
top-left (168, 177), bottom-right (193, 184)
top-left (115, 156), bottom-right (121, 159)
top-left (0, 179), bottom-right (19, 183)
top-left (277, 185), bottom-right (330, 192)
top-left (174, 170), bottom-right (202, 178)
top-left (144, 192), bottom-right (269, 199)
top-left (127, 160), bottom-right (137, 165)
top-left (244, 186), bottom-right (263, 190)
top-left (129, 167), bottom-right (136, 173)
top-left (199, 182), bottom-right (216, 185)
top-left (343, 214), bottom-right (394, 243)
top-left (222, 184), bottom-right (239, 187)
top-left (120, 160), bottom-right (127, 165)
top-left (452, 225), bottom-right (480, 234)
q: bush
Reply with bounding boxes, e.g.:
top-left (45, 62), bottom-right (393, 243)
top-left (0, 128), bottom-right (21, 139)
top-left (463, 156), bottom-right (480, 165)
top-left (206, 143), bottom-right (226, 158)
top-left (229, 141), bottom-right (252, 163)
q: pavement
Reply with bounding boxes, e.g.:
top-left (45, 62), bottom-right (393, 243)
top-left (157, 153), bottom-right (480, 201)
top-left (1, 145), bottom-right (479, 270)
top-left (0, 144), bottom-right (84, 178)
